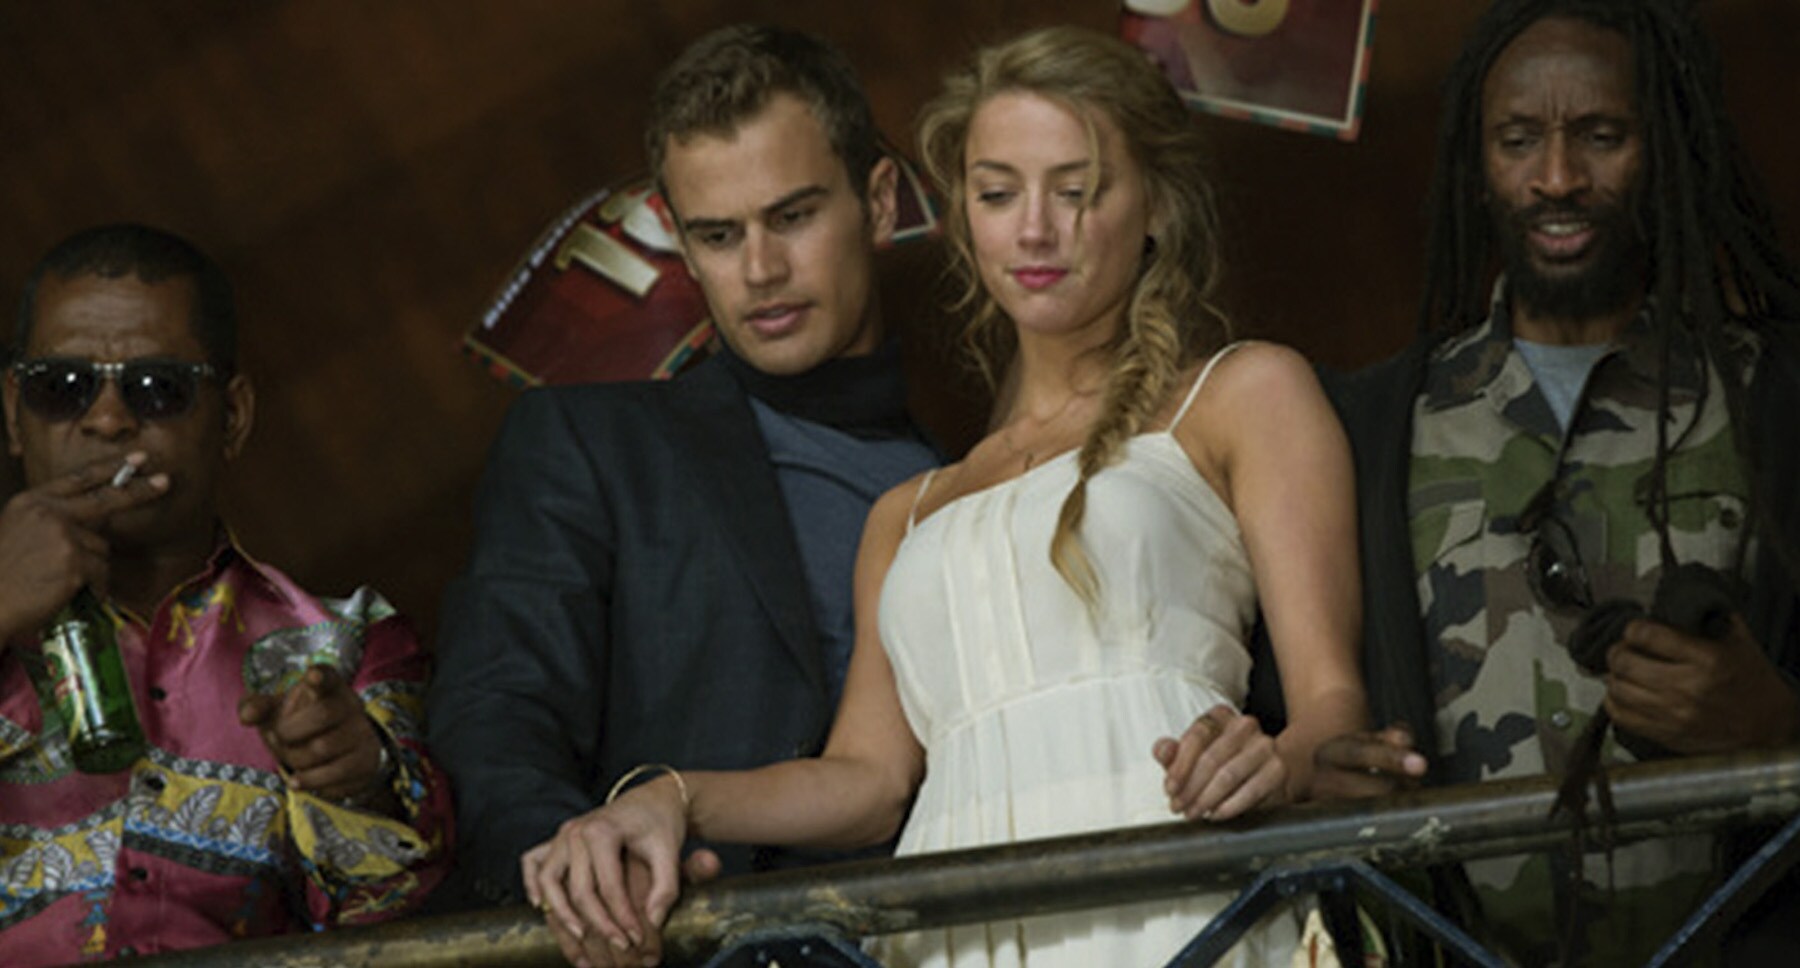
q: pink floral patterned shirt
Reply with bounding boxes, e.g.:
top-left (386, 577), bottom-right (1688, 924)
top-left (0, 540), bottom-right (452, 964)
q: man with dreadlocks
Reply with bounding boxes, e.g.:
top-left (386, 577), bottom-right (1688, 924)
top-left (1313, 0), bottom-right (1800, 962)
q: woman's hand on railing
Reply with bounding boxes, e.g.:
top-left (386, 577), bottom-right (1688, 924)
top-left (1153, 703), bottom-right (1287, 821)
top-left (520, 775), bottom-right (696, 967)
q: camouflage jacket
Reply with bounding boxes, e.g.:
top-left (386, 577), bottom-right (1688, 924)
top-left (1328, 296), bottom-right (1800, 965)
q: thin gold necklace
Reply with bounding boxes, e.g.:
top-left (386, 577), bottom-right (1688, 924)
top-left (998, 392), bottom-right (1090, 472)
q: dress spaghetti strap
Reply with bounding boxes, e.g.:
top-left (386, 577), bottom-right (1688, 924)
top-left (1169, 340), bottom-right (1249, 430)
top-left (906, 468), bottom-right (940, 533)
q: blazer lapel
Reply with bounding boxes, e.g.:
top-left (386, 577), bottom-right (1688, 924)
top-left (669, 358), bottom-right (828, 698)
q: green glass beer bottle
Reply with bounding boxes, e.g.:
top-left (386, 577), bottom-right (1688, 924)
top-left (41, 587), bottom-right (146, 773)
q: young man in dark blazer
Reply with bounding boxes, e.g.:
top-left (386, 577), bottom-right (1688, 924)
top-left (427, 24), bottom-right (938, 912)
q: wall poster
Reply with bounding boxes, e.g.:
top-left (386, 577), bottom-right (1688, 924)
top-left (1122, 0), bottom-right (1380, 141)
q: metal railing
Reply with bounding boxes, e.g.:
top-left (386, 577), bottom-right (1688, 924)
top-left (134, 746), bottom-right (1800, 967)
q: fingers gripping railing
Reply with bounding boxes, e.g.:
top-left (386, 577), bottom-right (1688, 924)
top-left (135, 747), bottom-right (1800, 967)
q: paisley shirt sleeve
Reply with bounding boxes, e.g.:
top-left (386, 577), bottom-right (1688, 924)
top-left (280, 604), bottom-right (453, 925)
top-left (0, 712), bottom-right (36, 766)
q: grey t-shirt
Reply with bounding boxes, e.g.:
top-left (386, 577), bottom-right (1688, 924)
top-left (1514, 338), bottom-right (1611, 432)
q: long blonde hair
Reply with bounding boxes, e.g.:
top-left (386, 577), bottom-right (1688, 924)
top-left (917, 25), bottom-right (1232, 606)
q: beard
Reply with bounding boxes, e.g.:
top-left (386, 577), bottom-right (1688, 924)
top-left (1491, 194), bottom-right (1647, 323)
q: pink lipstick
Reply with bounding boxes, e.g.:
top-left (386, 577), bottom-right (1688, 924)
top-left (1012, 267), bottom-right (1067, 291)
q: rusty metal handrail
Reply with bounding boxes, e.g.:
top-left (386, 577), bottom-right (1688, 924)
top-left (135, 746), bottom-right (1800, 966)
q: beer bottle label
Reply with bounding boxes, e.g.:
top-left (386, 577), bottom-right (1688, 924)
top-left (42, 620), bottom-right (96, 735)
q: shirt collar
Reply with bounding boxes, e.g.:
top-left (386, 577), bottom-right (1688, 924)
top-left (154, 526), bottom-right (299, 616)
top-left (1423, 277), bottom-right (1711, 414)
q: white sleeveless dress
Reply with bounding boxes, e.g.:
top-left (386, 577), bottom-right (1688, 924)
top-left (871, 347), bottom-right (1300, 967)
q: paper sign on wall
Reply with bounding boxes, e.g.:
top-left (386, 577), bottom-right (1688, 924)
top-left (1122, 0), bottom-right (1380, 141)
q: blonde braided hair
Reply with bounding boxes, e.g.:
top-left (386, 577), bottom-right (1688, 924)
top-left (918, 26), bottom-right (1232, 607)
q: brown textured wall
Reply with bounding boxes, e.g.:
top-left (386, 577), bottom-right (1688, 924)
top-left (2, 1), bottom-right (1795, 643)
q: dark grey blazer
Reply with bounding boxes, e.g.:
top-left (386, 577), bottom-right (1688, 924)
top-left (428, 356), bottom-right (838, 902)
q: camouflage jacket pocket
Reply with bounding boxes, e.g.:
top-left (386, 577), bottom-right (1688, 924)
top-left (1648, 489), bottom-right (1751, 578)
top-left (1411, 498), bottom-right (1488, 578)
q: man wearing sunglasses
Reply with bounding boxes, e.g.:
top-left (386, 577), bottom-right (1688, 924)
top-left (0, 224), bottom-right (453, 965)
top-left (1297, 1), bottom-right (1800, 963)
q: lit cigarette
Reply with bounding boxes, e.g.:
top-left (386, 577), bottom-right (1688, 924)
top-left (110, 461), bottom-right (138, 488)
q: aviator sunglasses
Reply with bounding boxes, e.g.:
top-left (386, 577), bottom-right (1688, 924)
top-left (10, 357), bottom-right (220, 422)
top-left (1518, 481), bottom-right (1595, 613)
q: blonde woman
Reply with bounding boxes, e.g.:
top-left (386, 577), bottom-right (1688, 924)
top-left (524, 25), bottom-right (1368, 967)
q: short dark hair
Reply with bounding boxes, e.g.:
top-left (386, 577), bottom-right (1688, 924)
top-left (643, 24), bottom-right (881, 209)
top-left (13, 223), bottom-right (237, 374)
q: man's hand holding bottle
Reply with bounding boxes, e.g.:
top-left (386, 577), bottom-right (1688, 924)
top-left (0, 452), bottom-right (168, 646)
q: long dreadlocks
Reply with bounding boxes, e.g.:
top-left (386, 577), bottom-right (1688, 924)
top-left (1422, 0), bottom-right (1800, 334)
top-left (1420, 7), bottom-right (1800, 957)
top-left (1422, 0), bottom-right (1800, 583)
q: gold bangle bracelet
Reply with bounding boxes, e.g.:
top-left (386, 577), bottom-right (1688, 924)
top-left (605, 762), bottom-right (690, 808)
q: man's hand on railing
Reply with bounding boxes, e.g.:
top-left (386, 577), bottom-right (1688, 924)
top-left (521, 776), bottom-right (713, 967)
top-left (1310, 724), bottom-right (1428, 801)
top-left (1153, 703), bottom-right (1288, 821)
